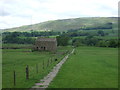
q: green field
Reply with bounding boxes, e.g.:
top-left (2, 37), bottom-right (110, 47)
top-left (2, 46), bottom-right (72, 88)
top-left (49, 47), bottom-right (118, 88)
top-left (73, 36), bottom-right (118, 40)
top-left (2, 44), bottom-right (33, 49)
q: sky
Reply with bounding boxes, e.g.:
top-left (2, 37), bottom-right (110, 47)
top-left (0, 0), bottom-right (119, 29)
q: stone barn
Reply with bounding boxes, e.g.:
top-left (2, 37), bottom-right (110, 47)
top-left (34, 37), bottom-right (57, 52)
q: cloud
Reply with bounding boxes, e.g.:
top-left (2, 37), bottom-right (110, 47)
top-left (0, 0), bottom-right (119, 29)
top-left (0, 10), bottom-right (10, 16)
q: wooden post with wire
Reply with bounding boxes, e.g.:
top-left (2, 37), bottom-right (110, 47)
top-left (13, 70), bottom-right (16, 86)
top-left (43, 61), bottom-right (44, 70)
top-left (36, 64), bottom-right (38, 73)
top-left (26, 65), bottom-right (29, 80)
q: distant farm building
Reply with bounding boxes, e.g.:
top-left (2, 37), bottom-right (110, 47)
top-left (34, 37), bottom-right (57, 52)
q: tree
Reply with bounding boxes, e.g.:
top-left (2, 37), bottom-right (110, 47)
top-left (108, 39), bottom-right (118, 48)
top-left (84, 36), bottom-right (99, 46)
top-left (97, 30), bottom-right (105, 36)
top-left (56, 35), bottom-right (70, 46)
top-left (96, 40), bottom-right (107, 47)
top-left (72, 38), bottom-right (84, 47)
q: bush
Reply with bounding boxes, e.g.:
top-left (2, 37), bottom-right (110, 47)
top-left (107, 39), bottom-right (118, 48)
top-left (56, 35), bottom-right (70, 46)
top-left (96, 40), bottom-right (107, 47)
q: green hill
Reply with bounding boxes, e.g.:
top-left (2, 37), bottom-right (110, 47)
top-left (3, 17), bottom-right (118, 32)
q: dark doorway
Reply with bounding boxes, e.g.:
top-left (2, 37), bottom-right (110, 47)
top-left (36, 47), bottom-right (39, 50)
top-left (44, 47), bottom-right (46, 50)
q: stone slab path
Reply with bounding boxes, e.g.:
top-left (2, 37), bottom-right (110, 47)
top-left (32, 48), bottom-right (75, 89)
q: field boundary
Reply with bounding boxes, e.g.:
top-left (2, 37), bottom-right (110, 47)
top-left (32, 48), bottom-right (75, 88)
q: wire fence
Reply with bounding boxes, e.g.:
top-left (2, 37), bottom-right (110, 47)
top-left (10, 50), bottom-right (70, 87)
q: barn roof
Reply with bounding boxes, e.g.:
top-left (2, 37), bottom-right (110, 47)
top-left (36, 37), bottom-right (56, 42)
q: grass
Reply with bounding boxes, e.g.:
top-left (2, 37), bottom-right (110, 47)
top-left (2, 44), bottom-right (33, 49)
top-left (48, 46), bottom-right (118, 88)
top-left (2, 46), bottom-right (72, 88)
top-left (73, 35), bottom-right (118, 40)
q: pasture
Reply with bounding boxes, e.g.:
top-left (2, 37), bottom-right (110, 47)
top-left (49, 47), bottom-right (118, 88)
top-left (2, 46), bottom-right (72, 88)
top-left (2, 44), bottom-right (33, 49)
top-left (73, 35), bottom-right (118, 40)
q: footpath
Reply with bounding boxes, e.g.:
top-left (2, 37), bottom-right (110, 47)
top-left (32, 48), bottom-right (75, 89)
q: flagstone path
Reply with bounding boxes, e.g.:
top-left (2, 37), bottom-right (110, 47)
top-left (32, 48), bottom-right (75, 89)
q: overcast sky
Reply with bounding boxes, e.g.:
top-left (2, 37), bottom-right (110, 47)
top-left (0, 0), bottom-right (119, 29)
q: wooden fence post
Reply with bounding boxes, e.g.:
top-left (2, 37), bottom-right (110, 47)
top-left (43, 61), bottom-right (44, 70)
top-left (13, 70), bottom-right (16, 86)
top-left (36, 64), bottom-right (38, 73)
top-left (47, 59), bottom-right (49, 67)
top-left (50, 58), bottom-right (52, 64)
top-left (50, 59), bottom-right (51, 64)
top-left (26, 65), bottom-right (29, 80)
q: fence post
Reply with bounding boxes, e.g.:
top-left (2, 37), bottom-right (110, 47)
top-left (43, 60), bottom-right (44, 69)
top-left (47, 59), bottom-right (49, 67)
top-left (50, 58), bottom-right (52, 64)
top-left (13, 70), bottom-right (16, 86)
top-left (51, 58), bottom-right (53, 63)
top-left (36, 64), bottom-right (38, 73)
top-left (26, 65), bottom-right (29, 80)
top-left (50, 59), bottom-right (51, 65)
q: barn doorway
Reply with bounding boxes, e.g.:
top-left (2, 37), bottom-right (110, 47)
top-left (41, 46), bottom-right (46, 50)
top-left (44, 47), bottom-right (46, 50)
top-left (36, 47), bottom-right (39, 50)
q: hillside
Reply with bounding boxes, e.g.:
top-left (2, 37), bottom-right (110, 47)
top-left (3, 17), bottom-right (118, 32)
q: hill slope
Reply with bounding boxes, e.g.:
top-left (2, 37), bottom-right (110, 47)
top-left (3, 17), bottom-right (118, 32)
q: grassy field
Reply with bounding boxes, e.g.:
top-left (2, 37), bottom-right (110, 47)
top-left (73, 35), bottom-right (118, 40)
top-left (49, 46), bottom-right (118, 88)
top-left (2, 44), bottom-right (33, 49)
top-left (2, 46), bottom-right (72, 88)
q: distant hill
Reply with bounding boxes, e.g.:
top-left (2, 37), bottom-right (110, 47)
top-left (3, 17), bottom-right (118, 32)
